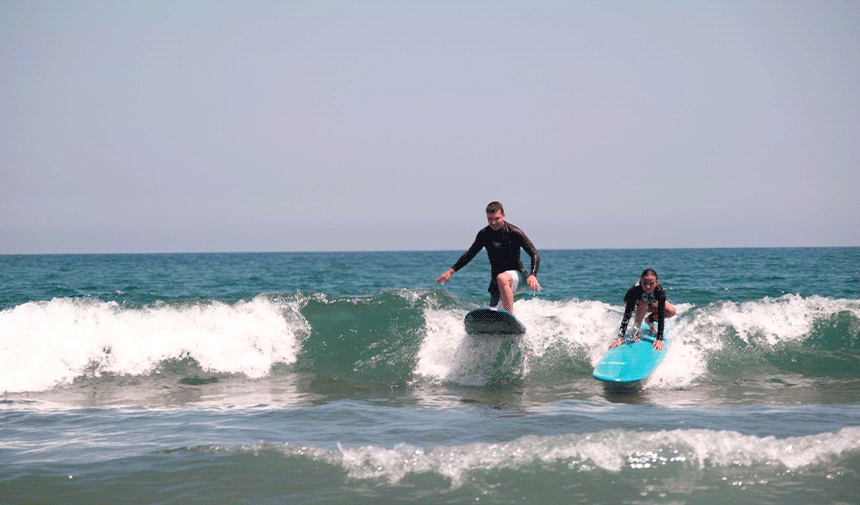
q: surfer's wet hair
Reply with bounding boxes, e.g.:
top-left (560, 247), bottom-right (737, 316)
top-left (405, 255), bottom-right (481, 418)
top-left (641, 268), bottom-right (658, 279)
top-left (486, 201), bottom-right (504, 214)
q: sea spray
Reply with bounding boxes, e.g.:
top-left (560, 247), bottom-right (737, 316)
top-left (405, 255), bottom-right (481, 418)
top-left (0, 295), bottom-right (308, 393)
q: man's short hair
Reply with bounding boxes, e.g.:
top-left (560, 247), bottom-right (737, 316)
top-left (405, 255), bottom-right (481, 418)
top-left (486, 201), bottom-right (504, 214)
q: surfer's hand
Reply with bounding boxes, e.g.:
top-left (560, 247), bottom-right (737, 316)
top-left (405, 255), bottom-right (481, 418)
top-left (436, 269), bottom-right (454, 284)
top-left (653, 339), bottom-right (663, 351)
top-left (526, 274), bottom-right (541, 291)
top-left (609, 337), bottom-right (623, 349)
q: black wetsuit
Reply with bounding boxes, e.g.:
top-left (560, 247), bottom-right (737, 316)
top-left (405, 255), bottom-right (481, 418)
top-left (450, 222), bottom-right (540, 307)
top-left (618, 284), bottom-right (667, 340)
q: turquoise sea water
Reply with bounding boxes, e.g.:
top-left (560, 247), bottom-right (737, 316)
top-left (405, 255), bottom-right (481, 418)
top-left (2, 248), bottom-right (859, 504)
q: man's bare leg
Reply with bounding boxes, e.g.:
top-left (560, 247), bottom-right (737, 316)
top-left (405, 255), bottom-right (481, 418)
top-left (496, 272), bottom-right (515, 312)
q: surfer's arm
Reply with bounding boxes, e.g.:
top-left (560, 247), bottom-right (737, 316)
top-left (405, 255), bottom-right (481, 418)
top-left (651, 288), bottom-right (666, 350)
top-left (523, 239), bottom-right (541, 291)
top-left (517, 229), bottom-right (540, 278)
top-left (654, 287), bottom-right (666, 340)
top-left (525, 244), bottom-right (540, 278)
top-left (450, 232), bottom-right (485, 273)
top-left (611, 293), bottom-right (636, 348)
top-left (617, 286), bottom-right (638, 336)
top-left (439, 232), bottom-right (485, 284)
top-left (510, 227), bottom-right (541, 291)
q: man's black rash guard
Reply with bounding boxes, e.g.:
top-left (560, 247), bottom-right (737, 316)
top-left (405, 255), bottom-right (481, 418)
top-left (618, 284), bottom-right (667, 340)
top-left (450, 222), bottom-right (540, 301)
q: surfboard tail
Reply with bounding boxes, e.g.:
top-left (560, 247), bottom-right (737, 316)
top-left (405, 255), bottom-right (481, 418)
top-left (464, 307), bottom-right (526, 334)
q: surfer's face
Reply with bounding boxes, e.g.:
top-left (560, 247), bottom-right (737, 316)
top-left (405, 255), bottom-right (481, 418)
top-left (640, 274), bottom-right (658, 294)
top-left (486, 211), bottom-right (505, 231)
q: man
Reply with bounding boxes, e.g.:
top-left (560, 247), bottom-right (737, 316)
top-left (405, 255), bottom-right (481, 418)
top-left (436, 201), bottom-right (541, 313)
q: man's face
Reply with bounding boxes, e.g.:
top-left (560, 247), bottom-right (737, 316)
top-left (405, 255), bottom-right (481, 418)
top-left (486, 210), bottom-right (505, 231)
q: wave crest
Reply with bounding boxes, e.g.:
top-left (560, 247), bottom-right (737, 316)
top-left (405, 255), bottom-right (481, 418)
top-left (269, 426), bottom-right (860, 487)
top-left (2, 292), bottom-right (858, 393)
top-left (0, 296), bottom-right (308, 393)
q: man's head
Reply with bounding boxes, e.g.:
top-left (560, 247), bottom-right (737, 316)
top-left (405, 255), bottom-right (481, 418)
top-left (486, 201), bottom-right (505, 231)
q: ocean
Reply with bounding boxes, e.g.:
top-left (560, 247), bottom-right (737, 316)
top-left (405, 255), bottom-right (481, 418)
top-left (1, 248), bottom-right (859, 504)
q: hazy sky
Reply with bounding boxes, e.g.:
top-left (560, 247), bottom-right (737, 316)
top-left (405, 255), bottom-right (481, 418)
top-left (2, 1), bottom-right (858, 254)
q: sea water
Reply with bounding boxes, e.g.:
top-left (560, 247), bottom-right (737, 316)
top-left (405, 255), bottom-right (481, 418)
top-left (1, 248), bottom-right (858, 504)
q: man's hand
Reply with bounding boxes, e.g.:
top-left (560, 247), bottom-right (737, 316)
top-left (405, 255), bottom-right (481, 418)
top-left (436, 269), bottom-right (454, 284)
top-left (527, 274), bottom-right (541, 291)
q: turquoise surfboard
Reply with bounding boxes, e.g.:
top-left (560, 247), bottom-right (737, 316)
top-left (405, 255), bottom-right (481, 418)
top-left (464, 307), bottom-right (526, 335)
top-left (593, 322), bottom-right (668, 383)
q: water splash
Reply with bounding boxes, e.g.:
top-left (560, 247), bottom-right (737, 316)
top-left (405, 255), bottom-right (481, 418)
top-left (0, 295), bottom-right (308, 393)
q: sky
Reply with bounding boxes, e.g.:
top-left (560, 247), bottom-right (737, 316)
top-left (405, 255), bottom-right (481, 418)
top-left (2, 0), bottom-right (858, 254)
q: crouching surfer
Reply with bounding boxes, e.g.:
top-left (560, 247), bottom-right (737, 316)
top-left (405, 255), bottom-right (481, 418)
top-left (609, 268), bottom-right (676, 351)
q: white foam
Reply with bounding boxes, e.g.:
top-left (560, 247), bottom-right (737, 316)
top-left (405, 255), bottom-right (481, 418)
top-left (416, 297), bottom-right (704, 387)
top-left (0, 296), bottom-right (309, 393)
top-left (693, 294), bottom-right (860, 346)
top-left (634, 295), bottom-right (860, 389)
top-left (280, 426), bottom-right (860, 487)
top-left (417, 295), bottom-right (860, 389)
